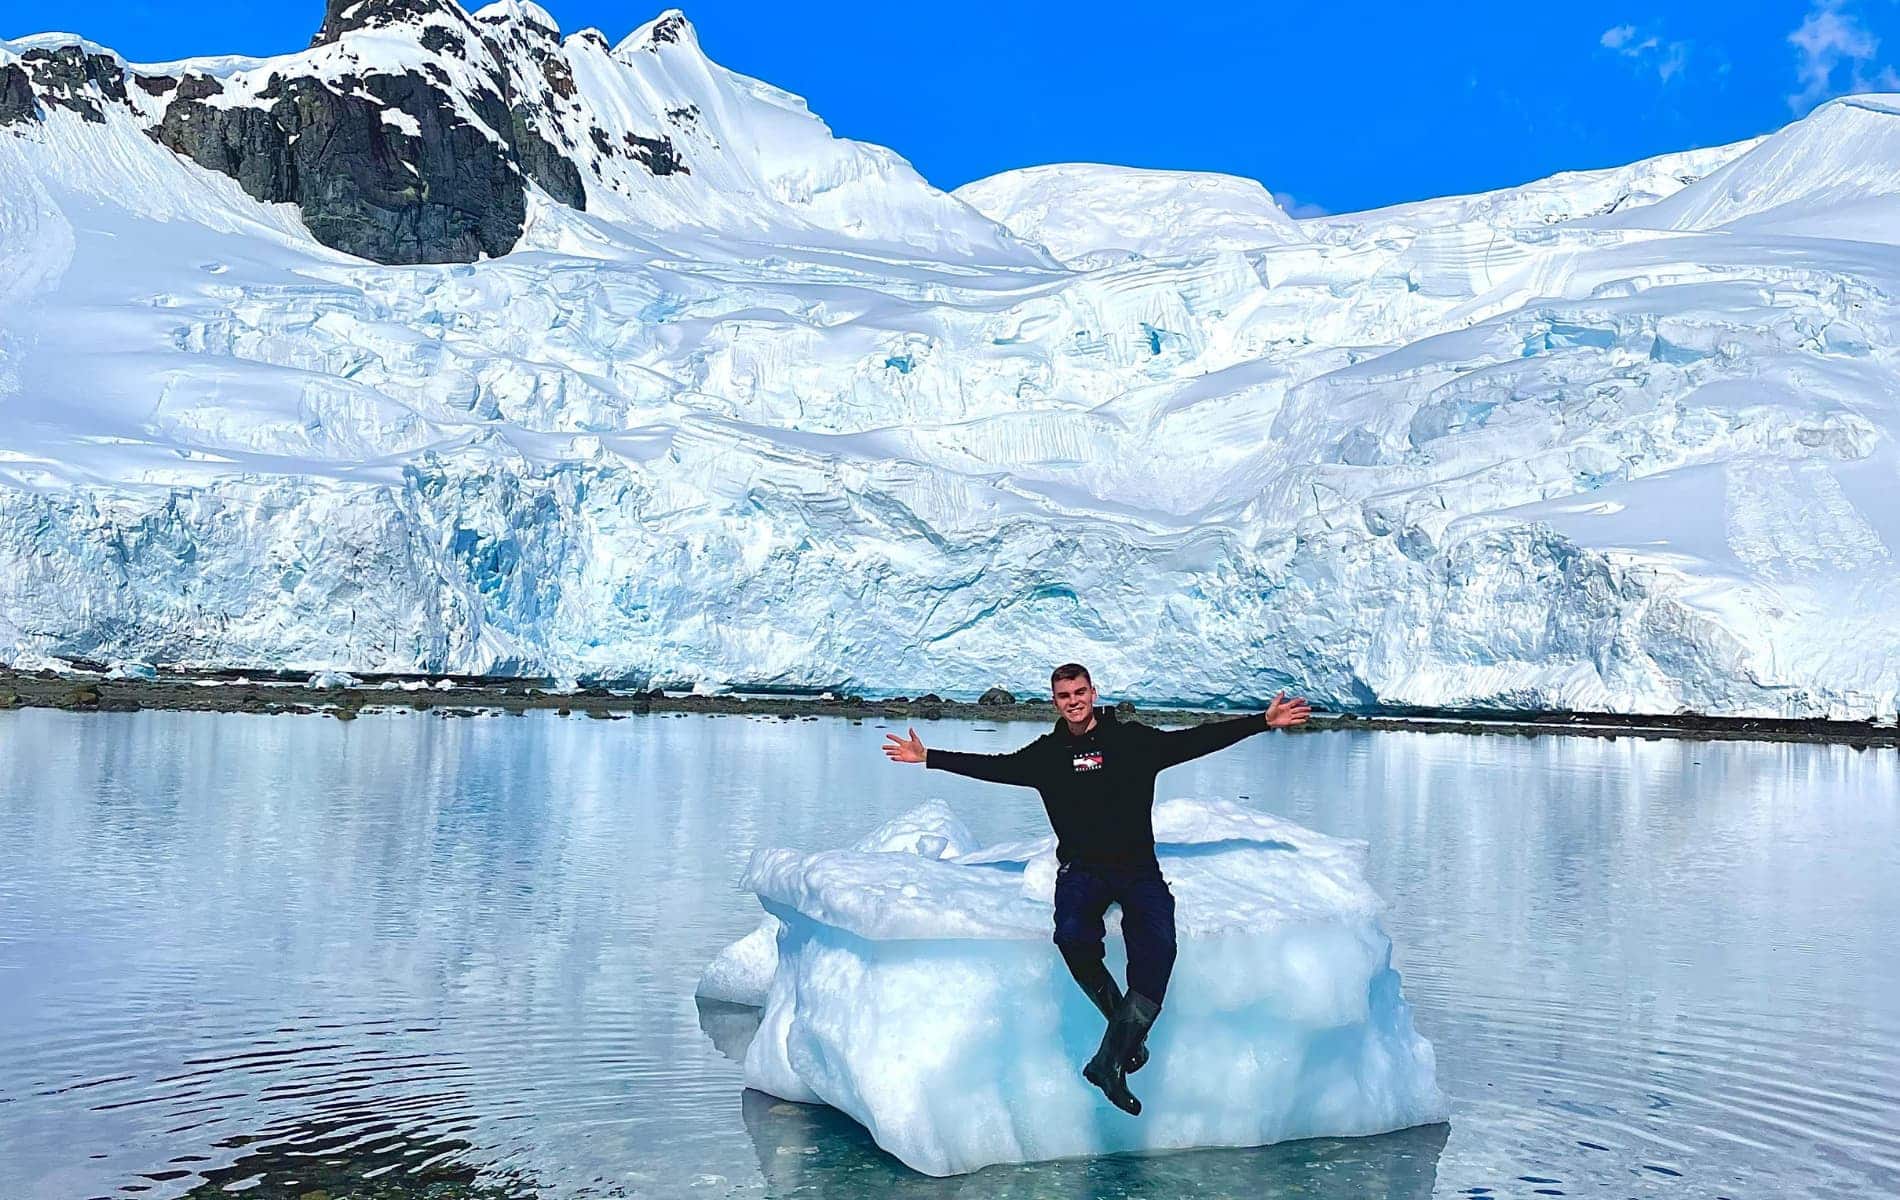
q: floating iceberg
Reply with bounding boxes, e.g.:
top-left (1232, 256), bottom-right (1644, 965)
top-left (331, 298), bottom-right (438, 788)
top-left (720, 797), bottom-right (1447, 1176)
top-left (695, 801), bottom-right (979, 1006)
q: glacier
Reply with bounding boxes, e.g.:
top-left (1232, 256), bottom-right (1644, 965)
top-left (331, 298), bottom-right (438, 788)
top-left (1, 1), bottom-right (1900, 716)
top-left (730, 796), bottom-right (1447, 1176)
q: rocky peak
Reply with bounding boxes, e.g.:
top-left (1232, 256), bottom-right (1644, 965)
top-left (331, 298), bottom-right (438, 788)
top-left (472, 1), bottom-right (562, 42)
top-left (131, 0), bottom-right (591, 264)
top-left (311, 0), bottom-right (473, 47)
top-left (649, 11), bottom-right (689, 44)
top-left (4, 39), bottom-right (128, 124)
top-left (618, 9), bottom-right (700, 56)
top-left (8, 3), bottom-right (1018, 270)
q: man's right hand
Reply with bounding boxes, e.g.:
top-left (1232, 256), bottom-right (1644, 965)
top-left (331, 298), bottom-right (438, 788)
top-left (882, 727), bottom-right (927, 765)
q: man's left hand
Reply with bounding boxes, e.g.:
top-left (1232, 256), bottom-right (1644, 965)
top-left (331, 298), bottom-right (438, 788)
top-left (1264, 692), bottom-right (1312, 729)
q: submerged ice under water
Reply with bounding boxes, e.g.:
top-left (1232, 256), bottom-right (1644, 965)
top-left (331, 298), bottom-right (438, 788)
top-left (1, 708), bottom-right (1897, 1198)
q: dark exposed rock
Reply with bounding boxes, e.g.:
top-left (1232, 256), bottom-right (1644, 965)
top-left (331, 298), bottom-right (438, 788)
top-left (5, 8), bottom-right (601, 264)
top-left (313, 0), bottom-right (467, 47)
top-left (420, 26), bottom-right (468, 58)
top-left (572, 28), bottom-right (610, 50)
top-left (589, 126), bottom-right (614, 155)
top-left (479, 3), bottom-right (558, 40)
top-left (917, 693), bottom-right (944, 704)
top-left (153, 97), bottom-right (292, 205)
top-left (20, 45), bottom-right (128, 123)
top-left (474, 31), bottom-right (511, 75)
top-left (978, 687), bottom-right (1015, 706)
top-left (0, 65), bottom-right (37, 125)
top-left (625, 130), bottom-right (687, 175)
top-left (1115, 700), bottom-right (1137, 719)
top-left (665, 103), bottom-right (698, 125)
top-left (150, 0), bottom-right (588, 264)
top-left (541, 56), bottom-right (576, 99)
top-left (155, 71), bottom-right (507, 264)
top-left (647, 12), bottom-right (688, 46)
top-left (174, 74), bottom-right (222, 101)
top-left (153, 65), bottom-right (589, 264)
top-left (508, 105), bottom-right (586, 206)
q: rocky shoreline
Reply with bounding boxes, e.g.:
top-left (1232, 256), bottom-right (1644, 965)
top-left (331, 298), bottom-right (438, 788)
top-left (1, 667), bottom-right (1896, 747)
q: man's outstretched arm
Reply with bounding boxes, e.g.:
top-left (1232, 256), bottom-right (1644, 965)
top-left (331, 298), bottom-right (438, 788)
top-left (882, 727), bottom-right (1041, 787)
top-left (1145, 692), bottom-right (1312, 771)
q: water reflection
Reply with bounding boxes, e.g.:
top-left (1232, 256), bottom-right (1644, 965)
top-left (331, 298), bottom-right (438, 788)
top-left (741, 1090), bottom-right (1450, 1200)
top-left (2, 708), bottom-right (1896, 1198)
top-left (697, 998), bottom-right (765, 1064)
top-left (180, 1109), bottom-right (541, 1200)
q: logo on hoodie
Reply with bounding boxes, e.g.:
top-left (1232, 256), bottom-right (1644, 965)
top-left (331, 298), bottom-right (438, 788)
top-left (1072, 751), bottom-right (1104, 772)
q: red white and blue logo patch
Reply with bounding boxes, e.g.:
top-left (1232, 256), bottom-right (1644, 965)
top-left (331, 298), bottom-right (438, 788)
top-left (1072, 751), bottom-right (1104, 772)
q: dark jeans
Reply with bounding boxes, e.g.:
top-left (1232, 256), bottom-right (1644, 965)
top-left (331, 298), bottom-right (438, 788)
top-left (1052, 861), bottom-right (1178, 1004)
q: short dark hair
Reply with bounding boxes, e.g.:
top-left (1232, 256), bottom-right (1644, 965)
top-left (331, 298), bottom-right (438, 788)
top-left (1051, 663), bottom-right (1092, 689)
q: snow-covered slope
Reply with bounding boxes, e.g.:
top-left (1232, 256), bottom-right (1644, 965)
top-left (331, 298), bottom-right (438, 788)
top-left (955, 163), bottom-right (1305, 266)
top-left (0, 2), bottom-right (1040, 267)
top-left (2, 2), bottom-right (1898, 718)
top-left (1303, 140), bottom-right (1759, 243)
top-left (1602, 94), bottom-right (1900, 242)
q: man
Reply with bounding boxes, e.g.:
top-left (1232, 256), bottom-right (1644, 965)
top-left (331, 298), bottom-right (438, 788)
top-left (881, 663), bottom-right (1311, 1116)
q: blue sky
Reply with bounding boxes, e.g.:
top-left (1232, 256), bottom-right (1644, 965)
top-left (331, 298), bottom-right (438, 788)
top-left (6, 1), bottom-right (1897, 214)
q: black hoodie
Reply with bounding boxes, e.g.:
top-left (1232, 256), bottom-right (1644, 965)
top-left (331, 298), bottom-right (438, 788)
top-left (925, 707), bottom-right (1269, 867)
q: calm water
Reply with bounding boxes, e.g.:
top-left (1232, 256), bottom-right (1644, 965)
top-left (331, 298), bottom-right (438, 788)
top-left (2, 708), bottom-right (1896, 1199)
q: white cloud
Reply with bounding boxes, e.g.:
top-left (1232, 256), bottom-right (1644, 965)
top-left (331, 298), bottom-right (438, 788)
top-left (1656, 41), bottom-right (1690, 82)
top-left (1600, 21), bottom-right (1690, 82)
top-left (1272, 191), bottom-right (1329, 220)
top-left (1788, 0), bottom-right (1896, 112)
top-left (1601, 24), bottom-right (1637, 50)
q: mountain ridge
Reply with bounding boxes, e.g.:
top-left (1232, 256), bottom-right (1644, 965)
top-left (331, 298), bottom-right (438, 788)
top-left (0, 0), bottom-right (1040, 266)
top-left (3, 3), bottom-right (1900, 717)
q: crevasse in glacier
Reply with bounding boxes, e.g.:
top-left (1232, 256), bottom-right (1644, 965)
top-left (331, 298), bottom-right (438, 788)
top-left (727, 797), bottom-right (1447, 1176)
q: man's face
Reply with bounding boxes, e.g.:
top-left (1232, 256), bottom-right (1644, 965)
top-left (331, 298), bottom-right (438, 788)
top-left (1052, 676), bottom-right (1096, 724)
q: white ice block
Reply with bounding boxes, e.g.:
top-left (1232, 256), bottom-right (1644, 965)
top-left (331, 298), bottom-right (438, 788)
top-left (733, 797), bottom-right (1448, 1175)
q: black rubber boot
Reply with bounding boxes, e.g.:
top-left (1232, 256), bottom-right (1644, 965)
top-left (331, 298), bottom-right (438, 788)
top-left (1082, 990), bottom-right (1161, 1115)
top-left (1059, 946), bottom-right (1149, 1073)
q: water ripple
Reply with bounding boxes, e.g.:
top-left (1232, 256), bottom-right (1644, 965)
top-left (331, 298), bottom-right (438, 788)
top-left (1, 709), bottom-right (1896, 1199)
